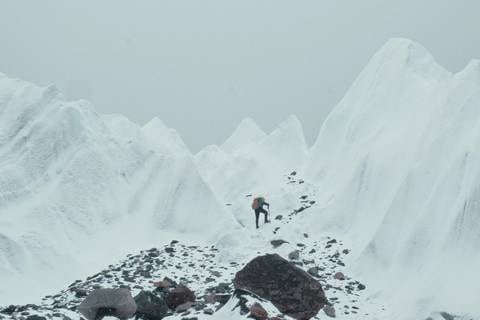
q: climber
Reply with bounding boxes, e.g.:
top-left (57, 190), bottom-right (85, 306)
top-left (252, 196), bottom-right (270, 229)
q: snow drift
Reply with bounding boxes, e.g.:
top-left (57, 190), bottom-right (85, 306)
top-left (0, 73), bottom-right (238, 304)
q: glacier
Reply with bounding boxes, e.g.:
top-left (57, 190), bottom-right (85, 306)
top-left (0, 73), bottom-right (239, 304)
top-left (0, 38), bottom-right (479, 320)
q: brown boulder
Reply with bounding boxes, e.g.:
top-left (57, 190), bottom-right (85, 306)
top-left (165, 285), bottom-right (195, 309)
top-left (249, 302), bottom-right (268, 320)
top-left (233, 254), bottom-right (327, 319)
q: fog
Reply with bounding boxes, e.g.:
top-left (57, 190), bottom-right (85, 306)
top-left (1, 0), bottom-right (479, 150)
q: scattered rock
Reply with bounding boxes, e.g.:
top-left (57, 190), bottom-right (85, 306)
top-left (440, 312), bottom-right (455, 320)
top-left (334, 272), bottom-right (345, 280)
top-left (233, 254), bottom-right (327, 319)
top-left (0, 305), bottom-right (16, 315)
top-left (73, 288), bottom-right (88, 298)
top-left (25, 316), bottom-right (47, 320)
top-left (323, 305), bottom-right (336, 318)
top-left (288, 250), bottom-right (300, 260)
top-left (203, 308), bottom-right (214, 315)
top-left (77, 288), bottom-right (136, 320)
top-left (270, 240), bottom-right (288, 248)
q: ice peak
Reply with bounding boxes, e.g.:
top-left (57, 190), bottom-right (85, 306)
top-left (277, 114), bottom-right (302, 131)
top-left (366, 38), bottom-right (448, 78)
top-left (143, 117), bottom-right (167, 130)
top-left (456, 59), bottom-right (480, 81)
top-left (221, 117), bottom-right (266, 153)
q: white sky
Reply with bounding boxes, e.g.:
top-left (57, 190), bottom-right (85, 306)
top-left (1, 0), bottom-right (479, 151)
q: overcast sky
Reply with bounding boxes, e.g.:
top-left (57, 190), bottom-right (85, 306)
top-left (1, 1), bottom-right (479, 151)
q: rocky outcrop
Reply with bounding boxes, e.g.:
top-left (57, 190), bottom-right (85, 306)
top-left (77, 288), bottom-right (136, 320)
top-left (233, 254), bottom-right (327, 319)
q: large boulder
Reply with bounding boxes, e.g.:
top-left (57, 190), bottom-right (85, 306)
top-left (233, 254), bottom-right (327, 320)
top-left (77, 288), bottom-right (136, 320)
top-left (165, 285), bottom-right (195, 309)
top-left (134, 291), bottom-right (168, 320)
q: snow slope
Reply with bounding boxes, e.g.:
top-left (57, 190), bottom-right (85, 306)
top-left (0, 73), bottom-right (238, 305)
top-left (305, 38), bottom-right (480, 319)
top-left (195, 115), bottom-right (309, 226)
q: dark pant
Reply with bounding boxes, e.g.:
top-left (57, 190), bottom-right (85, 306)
top-left (255, 208), bottom-right (268, 228)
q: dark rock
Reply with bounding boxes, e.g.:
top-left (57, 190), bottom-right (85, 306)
top-left (274, 215), bottom-right (283, 220)
top-left (307, 267), bottom-right (320, 277)
top-left (323, 305), bottom-right (336, 318)
top-left (230, 290), bottom-right (253, 316)
top-left (288, 250), bottom-right (300, 260)
top-left (77, 288), bottom-right (136, 320)
top-left (154, 277), bottom-right (176, 289)
top-left (175, 302), bottom-right (194, 313)
top-left (334, 272), bottom-right (345, 280)
top-left (214, 283), bottom-right (231, 294)
top-left (440, 312), bottom-right (455, 320)
top-left (203, 308), bottom-right (214, 315)
top-left (25, 316), bottom-right (47, 320)
top-left (357, 283), bottom-right (366, 290)
top-left (233, 254), bottom-right (327, 319)
top-left (270, 240), bottom-right (288, 248)
top-left (148, 251), bottom-right (159, 258)
top-left (249, 302), bottom-right (268, 320)
top-left (1, 305), bottom-right (16, 314)
top-left (165, 285), bottom-right (196, 309)
top-left (74, 288), bottom-right (88, 298)
top-left (134, 291), bottom-right (168, 320)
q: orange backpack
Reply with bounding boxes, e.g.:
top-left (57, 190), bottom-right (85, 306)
top-left (252, 197), bottom-right (265, 210)
top-left (251, 198), bottom-right (260, 210)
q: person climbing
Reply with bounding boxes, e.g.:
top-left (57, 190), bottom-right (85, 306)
top-left (251, 196), bottom-right (270, 229)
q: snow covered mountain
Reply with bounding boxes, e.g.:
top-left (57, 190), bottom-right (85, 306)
top-left (0, 73), bottom-right (238, 305)
top-left (1, 37), bottom-right (480, 320)
top-left (305, 38), bottom-right (480, 318)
